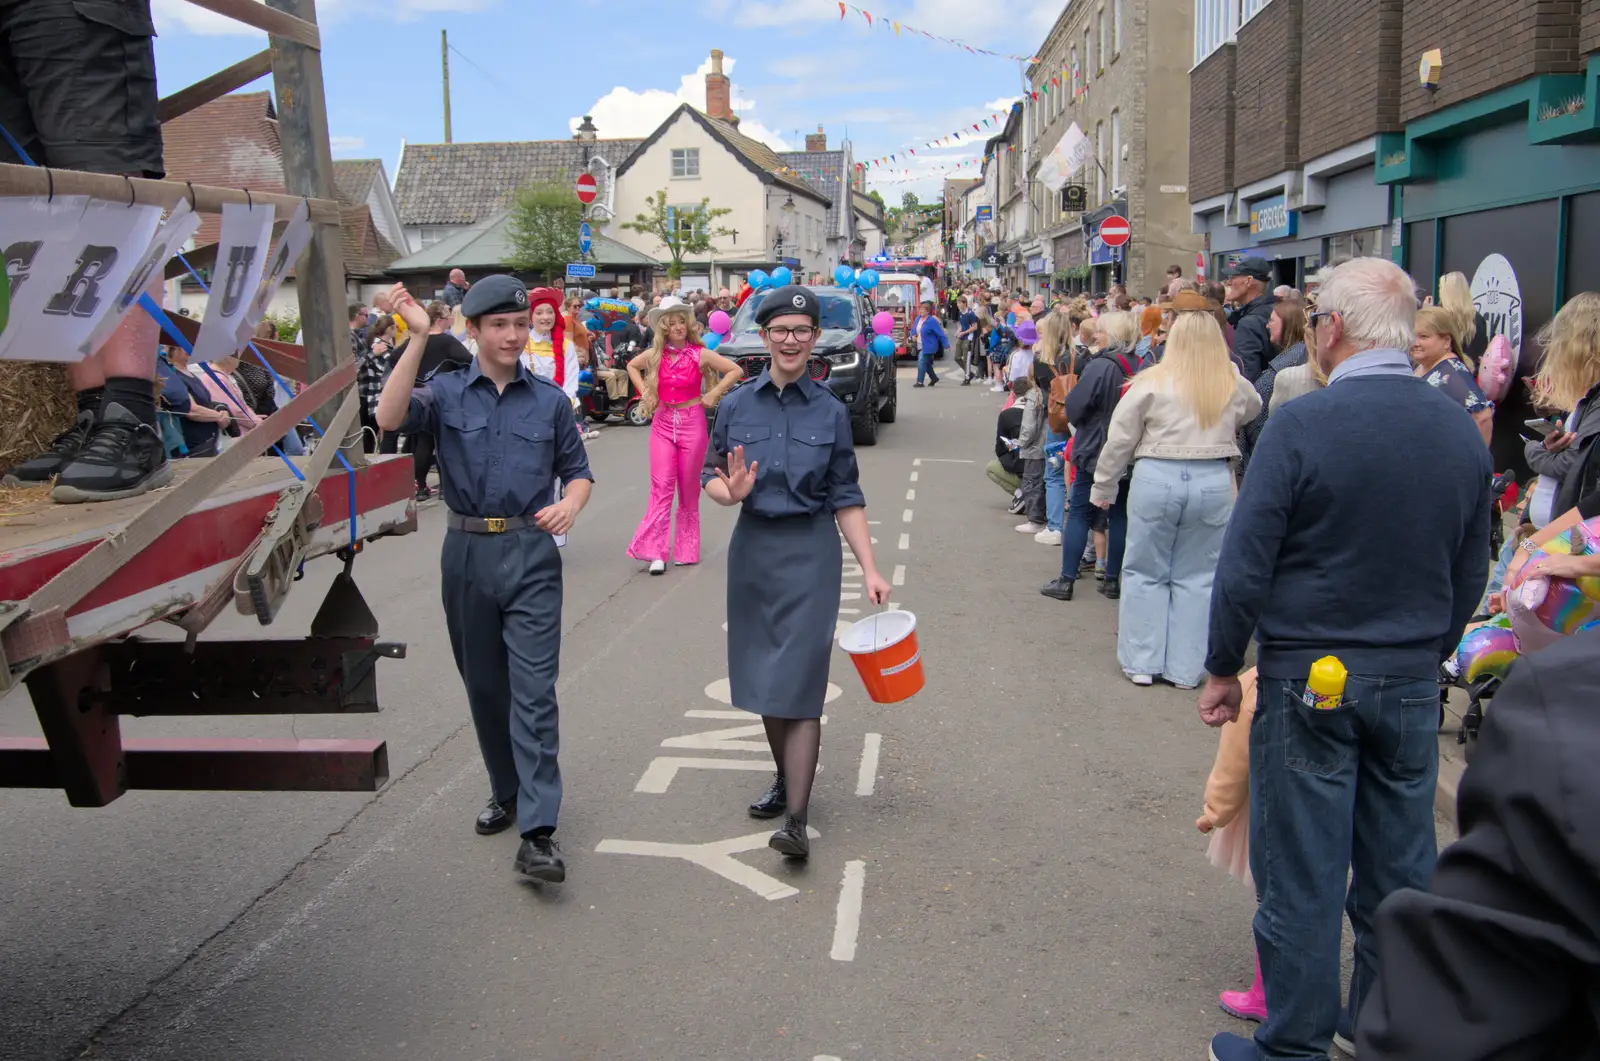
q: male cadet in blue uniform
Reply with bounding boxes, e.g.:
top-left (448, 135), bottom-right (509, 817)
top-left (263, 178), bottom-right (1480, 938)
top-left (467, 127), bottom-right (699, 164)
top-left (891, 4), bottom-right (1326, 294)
top-left (376, 278), bottom-right (593, 884)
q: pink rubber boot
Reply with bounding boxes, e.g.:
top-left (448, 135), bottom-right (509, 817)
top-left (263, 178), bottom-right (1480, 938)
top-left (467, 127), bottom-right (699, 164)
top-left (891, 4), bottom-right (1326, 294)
top-left (1219, 953), bottom-right (1267, 1022)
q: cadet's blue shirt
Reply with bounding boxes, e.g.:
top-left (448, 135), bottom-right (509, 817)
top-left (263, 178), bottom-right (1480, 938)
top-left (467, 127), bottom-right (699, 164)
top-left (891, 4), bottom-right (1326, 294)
top-left (404, 359), bottom-right (593, 518)
top-left (702, 369), bottom-right (866, 518)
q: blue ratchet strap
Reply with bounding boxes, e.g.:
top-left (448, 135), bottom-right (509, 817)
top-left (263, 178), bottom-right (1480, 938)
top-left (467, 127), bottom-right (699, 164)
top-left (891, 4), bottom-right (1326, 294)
top-left (167, 253), bottom-right (361, 549)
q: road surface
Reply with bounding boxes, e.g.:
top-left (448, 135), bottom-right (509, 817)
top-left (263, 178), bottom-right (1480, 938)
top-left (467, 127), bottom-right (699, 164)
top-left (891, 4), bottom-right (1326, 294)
top-left (0, 367), bottom-right (1402, 1061)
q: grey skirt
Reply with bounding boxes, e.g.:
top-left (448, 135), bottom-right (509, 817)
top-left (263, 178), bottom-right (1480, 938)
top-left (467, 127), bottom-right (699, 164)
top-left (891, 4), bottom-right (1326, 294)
top-left (726, 511), bottom-right (841, 719)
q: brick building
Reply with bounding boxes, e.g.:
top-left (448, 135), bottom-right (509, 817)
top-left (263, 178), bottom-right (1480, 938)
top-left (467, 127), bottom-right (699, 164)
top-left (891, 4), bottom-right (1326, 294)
top-left (1188, 0), bottom-right (1600, 474)
top-left (1006, 0), bottom-right (1200, 297)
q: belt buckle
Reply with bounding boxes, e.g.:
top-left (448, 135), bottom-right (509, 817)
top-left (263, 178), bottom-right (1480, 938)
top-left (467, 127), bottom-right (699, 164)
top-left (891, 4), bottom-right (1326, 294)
top-left (485, 517), bottom-right (507, 533)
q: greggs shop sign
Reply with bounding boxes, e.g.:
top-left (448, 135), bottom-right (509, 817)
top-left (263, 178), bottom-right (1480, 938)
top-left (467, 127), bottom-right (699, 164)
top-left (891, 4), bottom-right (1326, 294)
top-left (1249, 193), bottom-right (1297, 242)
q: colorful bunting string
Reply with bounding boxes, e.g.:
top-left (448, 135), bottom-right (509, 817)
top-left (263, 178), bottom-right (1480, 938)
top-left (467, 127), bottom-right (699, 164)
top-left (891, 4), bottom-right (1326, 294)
top-left (855, 100), bottom-right (1022, 173)
top-left (832, 2), bottom-right (1037, 62)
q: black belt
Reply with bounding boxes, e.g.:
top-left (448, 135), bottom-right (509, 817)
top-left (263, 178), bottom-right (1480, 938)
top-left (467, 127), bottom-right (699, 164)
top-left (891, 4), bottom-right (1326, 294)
top-left (446, 512), bottom-right (536, 533)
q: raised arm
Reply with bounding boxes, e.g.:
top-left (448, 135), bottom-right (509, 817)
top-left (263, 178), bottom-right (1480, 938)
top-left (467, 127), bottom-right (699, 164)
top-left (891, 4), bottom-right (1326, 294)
top-left (375, 284), bottom-right (433, 433)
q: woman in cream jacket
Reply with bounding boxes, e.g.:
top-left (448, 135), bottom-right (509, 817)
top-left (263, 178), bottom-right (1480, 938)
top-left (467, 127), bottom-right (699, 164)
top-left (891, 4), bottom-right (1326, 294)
top-left (1092, 309), bottom-right (1261, 687)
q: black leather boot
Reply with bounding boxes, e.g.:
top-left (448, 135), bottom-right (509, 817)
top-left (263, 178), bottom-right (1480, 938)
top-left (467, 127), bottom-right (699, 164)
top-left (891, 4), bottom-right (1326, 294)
top-left (514, 833), bottom-right (566, 883)
top-left (475, 795), bottom-right (515, 835)
top-left (748, 774), bottom-right (786, 819)
top-left (768, 815), bottom-right (809, 859)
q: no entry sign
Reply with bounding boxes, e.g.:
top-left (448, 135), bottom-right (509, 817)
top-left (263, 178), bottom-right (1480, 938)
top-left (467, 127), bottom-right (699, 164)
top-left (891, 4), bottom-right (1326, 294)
top-left (575, 173), bottom-right (598, 205)
top-left (1099, 215), bottom-right (1131, 248)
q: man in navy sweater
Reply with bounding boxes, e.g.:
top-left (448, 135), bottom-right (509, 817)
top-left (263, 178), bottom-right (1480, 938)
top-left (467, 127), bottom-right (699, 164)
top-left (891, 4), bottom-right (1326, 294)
top-left (1199, 257), bottom-right (1492, 1061)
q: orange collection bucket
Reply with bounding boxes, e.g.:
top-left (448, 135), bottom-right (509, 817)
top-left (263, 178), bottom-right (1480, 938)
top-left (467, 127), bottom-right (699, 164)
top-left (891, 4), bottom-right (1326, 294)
top-left (839, 610), bottom-right (924, 704)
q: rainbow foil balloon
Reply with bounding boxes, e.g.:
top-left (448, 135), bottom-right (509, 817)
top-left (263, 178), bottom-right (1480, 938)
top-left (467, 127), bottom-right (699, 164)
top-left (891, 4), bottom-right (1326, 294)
top-left (1456, 616), bottom-right (1519, 683)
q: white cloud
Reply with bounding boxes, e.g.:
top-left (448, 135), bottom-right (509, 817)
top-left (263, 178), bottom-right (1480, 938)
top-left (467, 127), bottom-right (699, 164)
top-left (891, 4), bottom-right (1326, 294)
top-left (571, 55), bottom-right (791, 151)
top-left (330, 135), bottom-right (367, 154)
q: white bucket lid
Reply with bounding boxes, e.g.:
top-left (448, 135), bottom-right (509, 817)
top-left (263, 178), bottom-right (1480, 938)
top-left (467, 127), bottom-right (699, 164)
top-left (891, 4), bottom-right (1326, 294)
top-left (839, 610), bottom-right (917, 655)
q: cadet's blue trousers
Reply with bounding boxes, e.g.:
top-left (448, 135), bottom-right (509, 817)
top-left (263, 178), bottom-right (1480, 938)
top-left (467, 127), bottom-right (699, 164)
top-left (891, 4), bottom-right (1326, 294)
top-left (442, 526), bottom-right (564, 837)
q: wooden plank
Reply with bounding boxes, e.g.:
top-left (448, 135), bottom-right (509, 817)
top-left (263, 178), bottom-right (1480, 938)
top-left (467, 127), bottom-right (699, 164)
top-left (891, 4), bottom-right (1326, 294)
top-left (19, 362), bottom-right (354, 620)
top-left (157, 49), bottom-right (274, 123)
top-left (269, 0), bottom-right (356, 452)
top-left (156, 309), bottom-right (308, 382)
top-left (180, 0), bottom-right (320, 49)
top-left (0, 162), bottom-right (342, 226)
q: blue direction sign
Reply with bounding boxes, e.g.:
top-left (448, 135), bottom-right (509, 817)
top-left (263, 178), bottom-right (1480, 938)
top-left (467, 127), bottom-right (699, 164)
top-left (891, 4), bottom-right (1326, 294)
top-left (578, 221), bottom-right (593, 256)
top-left (566, 263), bottom-right (597, 280)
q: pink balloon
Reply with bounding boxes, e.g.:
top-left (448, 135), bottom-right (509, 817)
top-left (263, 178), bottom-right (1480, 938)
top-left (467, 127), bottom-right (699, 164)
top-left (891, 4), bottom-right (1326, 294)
top-left (708, 310), bottom-right (731, 335)
top-left (853, 334), bottom-right (867, 350)
top-left (872, 311), bottom-right (895, 336)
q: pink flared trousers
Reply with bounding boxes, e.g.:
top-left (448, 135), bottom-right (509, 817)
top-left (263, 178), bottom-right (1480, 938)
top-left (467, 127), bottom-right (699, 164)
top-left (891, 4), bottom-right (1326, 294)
top-left (626, 404), bottom-right (708, 564)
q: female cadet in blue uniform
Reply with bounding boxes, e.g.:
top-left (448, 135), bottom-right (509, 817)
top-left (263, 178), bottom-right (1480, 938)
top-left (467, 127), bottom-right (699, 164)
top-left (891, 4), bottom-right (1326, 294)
top-left (703, 285), bottom-right (891, 859)
top-left (376, 279), bottom-right (593, 884)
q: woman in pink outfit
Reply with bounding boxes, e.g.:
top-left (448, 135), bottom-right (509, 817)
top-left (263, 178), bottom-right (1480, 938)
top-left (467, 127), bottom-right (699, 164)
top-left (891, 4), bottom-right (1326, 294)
top-left (625, 298), bottom-right (742, 573)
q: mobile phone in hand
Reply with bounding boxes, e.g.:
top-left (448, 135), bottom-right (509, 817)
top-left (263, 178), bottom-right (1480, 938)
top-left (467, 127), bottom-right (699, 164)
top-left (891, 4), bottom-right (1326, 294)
top-left (1521, 416), bottom-right (1564, 442)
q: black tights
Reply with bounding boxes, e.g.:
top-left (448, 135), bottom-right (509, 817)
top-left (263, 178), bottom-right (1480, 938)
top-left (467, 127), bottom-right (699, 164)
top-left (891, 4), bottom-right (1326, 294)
top-left (761, 716), bottom-right (821, 822)
top-left (412, 431), bottom-right (437, 489)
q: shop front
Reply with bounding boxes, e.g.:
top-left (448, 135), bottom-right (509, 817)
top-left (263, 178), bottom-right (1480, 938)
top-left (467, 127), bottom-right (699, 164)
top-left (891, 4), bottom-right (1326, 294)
top-left (1083, 200), bottom-right (1130, 293)
top-left (1191, 150), bottom-right (1393, 290)
top-left (1382, 66), bottom-right (1600, 478)
top-left (1052, 231), bottom-right (1087, 295)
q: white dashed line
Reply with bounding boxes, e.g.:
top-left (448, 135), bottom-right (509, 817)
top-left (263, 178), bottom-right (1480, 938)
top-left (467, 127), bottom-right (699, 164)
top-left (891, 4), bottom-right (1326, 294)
top-left (897, 533), bottom-right (910, 550)
top-left (912, 458), bottom-right (922, 466)
top-left (856, 732), bottom-right (882, 796)
top-left (909, 471), bottom-right (919, 482)
top-left (891, 564), bottom-right (905, 586)
top-left (830, 860), bottom-right (867, 961)
top-left (905, 489), bottom-right (915, 501)
top-left (901, 509), bottom-right (913, 523)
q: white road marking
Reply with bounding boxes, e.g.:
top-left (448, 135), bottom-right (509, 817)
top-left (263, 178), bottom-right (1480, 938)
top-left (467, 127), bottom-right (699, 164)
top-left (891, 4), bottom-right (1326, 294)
top-left (856, 732), bottom-right (882, 796)
top-left (838, 608), bottom-right (860, 615)
top-left (597, 827), bottom-right (822, 901)
top-left (909, 471), bottom-right (918, 482)
top-left (685, 709), bottom-right (750, 719)
top-left (905, 489), bottom-right (915, 501)
top-left (891, 565), bottom-right (905, 586)
top-left (901, 509), bottom-right (913, 523)
top-left (898, 533), bottom-right (910, 550)
top-left (830, 860), bottom-right (867, 960)
top-left (843, 562), bottom-right (864, 576)
top-left (913, 458), bottom-right (922, 466)
top-left (704, 678), bottom-right (843, 705)
top-left (634, 756), bottom-right (772, 793)
top-left (842, 581), bottom-right (863, 588)
top-left (815, 1057), bottom-right (843, 1061)
top-left (662, 724), bottom-right (770, 753)
top-left (840, 591), bottom-right (861, 601)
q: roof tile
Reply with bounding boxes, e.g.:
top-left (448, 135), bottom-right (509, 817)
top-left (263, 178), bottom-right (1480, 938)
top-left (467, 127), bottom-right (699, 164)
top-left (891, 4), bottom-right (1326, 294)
top-left (393, 139), bottom-right (642, 226)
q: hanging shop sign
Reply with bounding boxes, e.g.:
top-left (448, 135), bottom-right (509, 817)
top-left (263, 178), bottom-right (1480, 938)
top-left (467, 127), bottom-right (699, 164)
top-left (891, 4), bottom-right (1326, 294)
top-left (1470, 253), bottom-right (1524, 362)
top-left (1061, 184), bottom-right (1087, 212)
top-left (1026, 256), bottom-right (1049, 276)
top-left (974, 205), bottom-right (993, 222)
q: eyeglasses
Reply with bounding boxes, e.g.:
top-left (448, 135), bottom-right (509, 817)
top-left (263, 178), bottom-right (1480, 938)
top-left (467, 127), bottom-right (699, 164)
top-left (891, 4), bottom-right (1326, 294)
top-left (1308, 309), bottom-right (1338, 329)
top-left (763, 325), bottom-right (818, 342)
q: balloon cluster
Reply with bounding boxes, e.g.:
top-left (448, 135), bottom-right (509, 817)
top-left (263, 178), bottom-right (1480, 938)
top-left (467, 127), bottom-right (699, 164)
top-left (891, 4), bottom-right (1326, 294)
top-left (868, 310), bottom-right (896, 358)
top-left (705, 308), bottom-right (731, 351)
top-left (831, 263), bottom-right (880, 292)
top-left (582, 297), bottom-right (636, 334)
top-left (746, 265), bottom-right (794, 293)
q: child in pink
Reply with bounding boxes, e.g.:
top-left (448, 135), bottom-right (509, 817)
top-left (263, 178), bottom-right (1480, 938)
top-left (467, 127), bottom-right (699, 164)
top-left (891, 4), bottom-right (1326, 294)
top-left (626, 300), bottom-right (741, 571)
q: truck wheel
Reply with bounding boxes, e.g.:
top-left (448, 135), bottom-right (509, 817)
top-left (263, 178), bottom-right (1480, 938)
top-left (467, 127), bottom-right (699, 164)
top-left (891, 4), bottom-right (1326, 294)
top-left (626, 400), bottom-right (651, 427)
top-left (851, 401), bottom-right (879, 447)
top-left (877, 379), bottom-right (897, 424)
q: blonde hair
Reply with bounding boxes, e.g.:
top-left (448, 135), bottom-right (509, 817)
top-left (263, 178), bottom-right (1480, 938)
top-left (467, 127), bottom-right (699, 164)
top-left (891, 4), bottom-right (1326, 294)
top-left (1135, 311), bottom-right (1236, 429)
top-left (1098, 310), bottom-right (1139, 349)
top-left (1438, 272), bottom-right (1477, 348)
top-left (634, 307), bottom-right (720, 415)
top-left (1532, 292), bottom-right (1600, 411)
top-left (1413, 305), bottom-right (1464, 361)
top-left (1034, 312), bottom-right (1066, 369)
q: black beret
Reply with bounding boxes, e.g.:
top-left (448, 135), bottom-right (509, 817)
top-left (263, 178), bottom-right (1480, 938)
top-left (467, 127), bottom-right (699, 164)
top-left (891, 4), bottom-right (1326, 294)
top-left (755, 285), bottom-right (820, 326)
top-left (461, 274), bottom-right (529, 318)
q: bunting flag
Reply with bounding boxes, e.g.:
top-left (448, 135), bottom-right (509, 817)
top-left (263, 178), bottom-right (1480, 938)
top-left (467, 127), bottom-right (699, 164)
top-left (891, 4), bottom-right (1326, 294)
top-left (856, 100), bottom-right (1024, 172)
top-left (827, 2), bottom-right (1036, 62)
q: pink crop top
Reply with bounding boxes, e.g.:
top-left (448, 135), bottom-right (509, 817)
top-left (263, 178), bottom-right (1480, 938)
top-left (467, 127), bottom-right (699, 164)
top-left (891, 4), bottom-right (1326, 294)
top-left (657, 346), bottom-right (704, 406)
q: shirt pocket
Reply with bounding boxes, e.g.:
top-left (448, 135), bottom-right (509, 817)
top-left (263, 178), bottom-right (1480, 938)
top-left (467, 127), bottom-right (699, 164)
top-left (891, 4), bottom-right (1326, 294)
top-left (509, 419), bottom-right (556, 486)
top-left (728, 423), bottom-right (772, 466)
top-left (437, 410), bottom-right (488, 490)
top-left (791, 423), bottom-right (836, 491)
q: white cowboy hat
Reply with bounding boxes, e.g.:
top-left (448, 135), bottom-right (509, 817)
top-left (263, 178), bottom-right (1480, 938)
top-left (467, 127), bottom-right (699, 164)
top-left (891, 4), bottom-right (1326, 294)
top-left (647, 295), bottom-right (695, 329)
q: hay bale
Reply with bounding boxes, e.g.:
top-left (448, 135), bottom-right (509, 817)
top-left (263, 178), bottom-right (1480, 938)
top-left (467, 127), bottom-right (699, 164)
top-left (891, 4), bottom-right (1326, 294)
top-left (0, 362), bottom-right (78, 470)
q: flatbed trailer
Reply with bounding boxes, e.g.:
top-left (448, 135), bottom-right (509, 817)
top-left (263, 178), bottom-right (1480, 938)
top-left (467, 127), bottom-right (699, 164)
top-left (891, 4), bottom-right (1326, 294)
top-left (0, 0), bottom-right (411, 807)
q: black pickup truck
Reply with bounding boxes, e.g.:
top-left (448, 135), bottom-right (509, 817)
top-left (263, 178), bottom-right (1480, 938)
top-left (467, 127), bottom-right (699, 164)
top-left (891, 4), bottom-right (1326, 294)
top-left (718, 286), bottom-right (898, 445)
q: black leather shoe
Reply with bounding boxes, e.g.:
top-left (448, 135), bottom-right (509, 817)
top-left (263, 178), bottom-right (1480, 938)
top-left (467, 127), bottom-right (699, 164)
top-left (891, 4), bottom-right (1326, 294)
top-left (475, 795), bottom-right (515, 835)
top-left (514, 834), bottom-right (566, 882)
top-left (1040, 577), bottom-right (1075, 601)
top-left (768, 815), bottom-right (809, 859)
top-left (1099, 577), bottom-right (1120, 600)
top-left (748, 774), bottom-right (787, 819)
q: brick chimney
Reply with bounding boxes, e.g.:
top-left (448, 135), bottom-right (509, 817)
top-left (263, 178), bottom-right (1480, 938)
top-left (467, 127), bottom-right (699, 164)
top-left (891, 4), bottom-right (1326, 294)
top-left (805, 125), bottom-right (827, 152)
top-left (574, 115), bottom-right (597, 142)
top-left (705, 49), bottom-right (738, 126)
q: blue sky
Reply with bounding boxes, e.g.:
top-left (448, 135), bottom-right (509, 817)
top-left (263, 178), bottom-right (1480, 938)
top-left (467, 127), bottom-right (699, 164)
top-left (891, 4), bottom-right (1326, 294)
top-left (150, 0), bottom-right (1046, 202)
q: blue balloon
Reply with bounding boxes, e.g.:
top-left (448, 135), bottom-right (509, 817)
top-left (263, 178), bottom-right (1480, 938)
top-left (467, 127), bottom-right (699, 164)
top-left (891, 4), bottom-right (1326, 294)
top-left (858, 269), bottom-right (880, 290)
top-left (748, 269), bottom-right (770, 289)
top-left (606, 320), bottom-right (629, 332)
top-left (771, 266), bottom-right (793, 287)
top-left (833, 264), bottom-right (855, 286)
top-left (703, 331), bottom-right (723, 350)
top-left (871, 334), bottom-right (896, 358)
top-left (584, 317), bottom-right (604, 332)
top-left (584, 298), bottom-right (601, 311)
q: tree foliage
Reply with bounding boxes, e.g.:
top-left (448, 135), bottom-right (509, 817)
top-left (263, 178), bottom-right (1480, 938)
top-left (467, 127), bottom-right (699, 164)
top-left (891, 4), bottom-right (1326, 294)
top-left (620, 189), bottom-right (733, 280)
top-left (901, 191), bottom-right (920, 210)
top-left (504, 180), bottom-right (584, 279)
